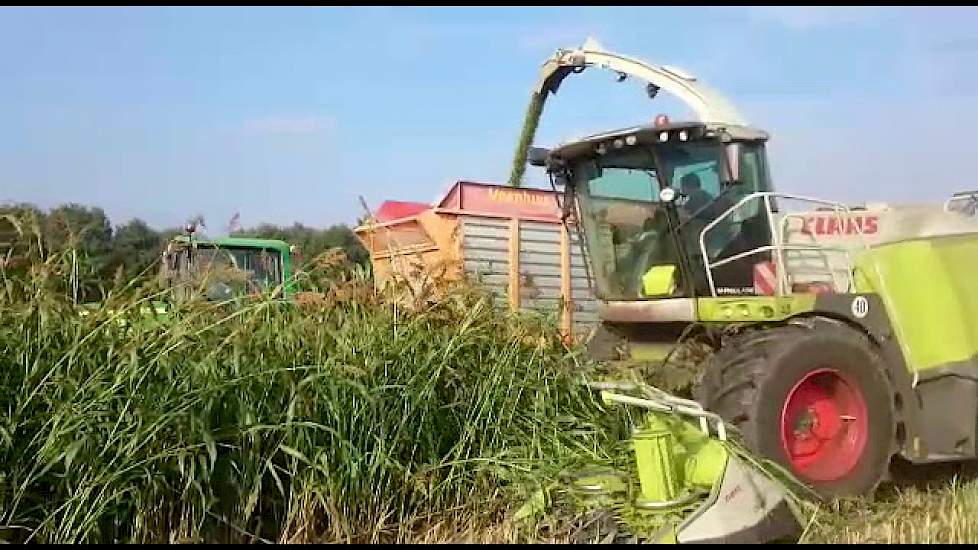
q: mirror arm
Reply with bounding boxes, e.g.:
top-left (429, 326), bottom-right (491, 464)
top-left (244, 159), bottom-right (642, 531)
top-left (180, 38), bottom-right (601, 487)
top-left (547, 165), bottom-right (575, 222)
top-left (560, 180), bottom-right (576, 222)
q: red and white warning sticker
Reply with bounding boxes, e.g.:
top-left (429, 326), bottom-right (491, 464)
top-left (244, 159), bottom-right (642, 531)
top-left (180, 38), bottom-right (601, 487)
top-left (753, 261), bottom-right (778, 296)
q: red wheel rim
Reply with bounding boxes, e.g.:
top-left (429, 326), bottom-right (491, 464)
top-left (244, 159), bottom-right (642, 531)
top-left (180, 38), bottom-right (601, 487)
top-left (780, 368), bottom-right (868, 482)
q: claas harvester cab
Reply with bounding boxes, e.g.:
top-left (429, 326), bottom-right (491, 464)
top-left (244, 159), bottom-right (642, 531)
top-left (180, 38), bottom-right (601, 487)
top-left (510, 38), bottom-right (978, 542)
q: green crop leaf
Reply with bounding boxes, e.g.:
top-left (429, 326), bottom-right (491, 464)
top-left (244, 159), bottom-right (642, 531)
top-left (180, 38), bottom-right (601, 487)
top-left (279, 444), bottom-right (309, 465)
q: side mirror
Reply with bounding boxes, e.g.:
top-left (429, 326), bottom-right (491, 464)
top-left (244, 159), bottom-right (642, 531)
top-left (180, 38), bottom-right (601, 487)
top-left (528, 147), bottom-right (550, 167)
top-left (720, 142), bottom-right (742, 185)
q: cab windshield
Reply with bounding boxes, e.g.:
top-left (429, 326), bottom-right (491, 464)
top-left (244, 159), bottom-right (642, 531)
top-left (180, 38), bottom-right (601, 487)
top-left (163, 245), bottom-right (284, 299)
top-left (572, 138), bottom-right (772, 300)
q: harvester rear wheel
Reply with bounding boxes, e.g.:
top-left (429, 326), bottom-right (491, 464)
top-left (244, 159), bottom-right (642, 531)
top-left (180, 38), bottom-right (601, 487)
top-left (694, 321), bottom-right (895, 499)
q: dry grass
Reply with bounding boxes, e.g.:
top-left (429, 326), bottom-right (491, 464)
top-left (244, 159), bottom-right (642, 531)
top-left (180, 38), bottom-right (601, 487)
top-left (804, 462), bottom-right (978, 544)
top-left (402, 465), bottom-right (978, 545)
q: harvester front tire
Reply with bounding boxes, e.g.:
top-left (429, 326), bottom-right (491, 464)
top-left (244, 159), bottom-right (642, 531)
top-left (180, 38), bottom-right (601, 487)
top-left (694, 321), bottom-right (895, 499)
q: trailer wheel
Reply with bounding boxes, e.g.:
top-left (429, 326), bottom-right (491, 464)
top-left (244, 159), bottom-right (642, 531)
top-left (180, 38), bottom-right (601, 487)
top-left (694, 321), bottom-right (895, 498)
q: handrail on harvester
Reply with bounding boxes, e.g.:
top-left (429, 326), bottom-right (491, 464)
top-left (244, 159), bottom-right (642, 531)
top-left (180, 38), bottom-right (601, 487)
top-left (698, 192), bottom-right (872, 298)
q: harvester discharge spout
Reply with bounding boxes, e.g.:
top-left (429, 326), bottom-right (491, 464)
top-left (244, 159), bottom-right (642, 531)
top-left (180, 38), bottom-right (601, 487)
top-left (508, 37), bottom-right (746, 187)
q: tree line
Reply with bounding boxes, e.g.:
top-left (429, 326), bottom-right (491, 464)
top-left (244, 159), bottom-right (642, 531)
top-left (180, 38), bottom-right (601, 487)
top-left (0, 202), bottom-right (368, 299)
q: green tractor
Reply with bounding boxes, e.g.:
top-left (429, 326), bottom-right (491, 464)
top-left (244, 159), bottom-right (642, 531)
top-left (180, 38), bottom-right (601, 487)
top-left (160, 230), bottom-right (298, 301)
top-left (511, 38), bottom-right (978, 540)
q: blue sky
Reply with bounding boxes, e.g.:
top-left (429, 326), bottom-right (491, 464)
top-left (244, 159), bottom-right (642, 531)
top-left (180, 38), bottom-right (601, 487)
top-left (3, 6), bottom-right (978, 231)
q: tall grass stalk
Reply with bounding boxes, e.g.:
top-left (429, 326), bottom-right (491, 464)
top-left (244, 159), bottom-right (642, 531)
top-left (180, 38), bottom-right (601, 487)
top-left (0, 226), bottom-right (625, 543)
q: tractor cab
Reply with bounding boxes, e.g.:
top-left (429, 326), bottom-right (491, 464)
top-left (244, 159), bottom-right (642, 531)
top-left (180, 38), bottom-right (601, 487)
top-left (945, 190), bottom-right (978, 216)
top-left (161, 234), bottom-right (295, 300)
top-left (533, 118), bottom-right (774, 302)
